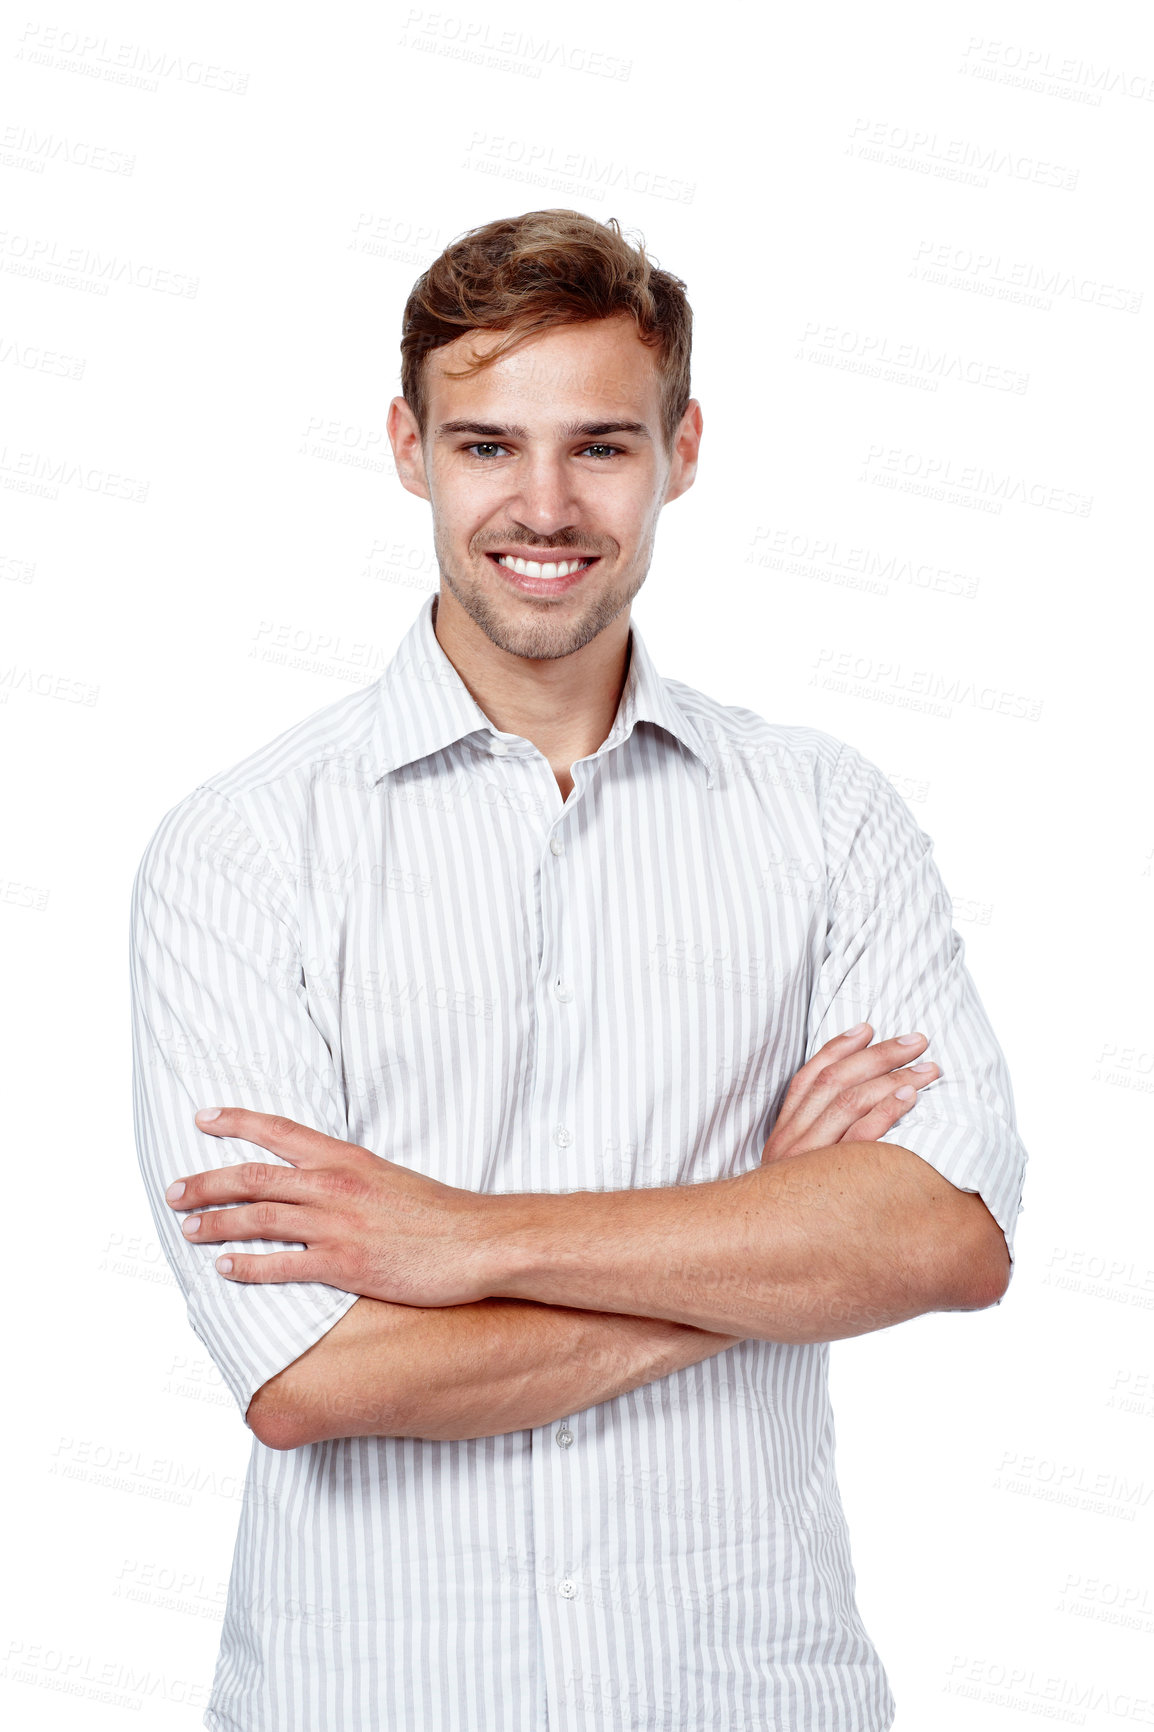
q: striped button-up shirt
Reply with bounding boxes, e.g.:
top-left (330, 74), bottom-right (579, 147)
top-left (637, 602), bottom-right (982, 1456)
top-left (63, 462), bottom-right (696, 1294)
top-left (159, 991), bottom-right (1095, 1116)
top-left (129, 590), bottom-right (1028, 1731)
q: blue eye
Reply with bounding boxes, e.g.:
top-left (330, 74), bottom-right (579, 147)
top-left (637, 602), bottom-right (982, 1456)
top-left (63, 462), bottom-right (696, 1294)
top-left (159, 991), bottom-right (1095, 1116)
top-left (463, 441), bottom-right (623, 461)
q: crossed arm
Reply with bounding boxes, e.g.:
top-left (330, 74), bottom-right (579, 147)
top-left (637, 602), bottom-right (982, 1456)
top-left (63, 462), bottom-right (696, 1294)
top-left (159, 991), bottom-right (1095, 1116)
top-left (165, 1024), bottom-right (1011, 1451)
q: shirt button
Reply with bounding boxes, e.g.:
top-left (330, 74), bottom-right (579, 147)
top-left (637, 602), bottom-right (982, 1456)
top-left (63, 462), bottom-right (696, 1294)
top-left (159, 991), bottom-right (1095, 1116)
top-left (553, 979), bottom-right (573, 1003)
top-left (555, 1427), bottom-right (574, 1448)
top-left (553, 1125), bottom-right (573, 1149)
top-left (557, 1578), bottom-right (578, 1600)
top-left (549, 837), bottom-right (565, 856)
top-left (490, 738), bottom-right (510, 756)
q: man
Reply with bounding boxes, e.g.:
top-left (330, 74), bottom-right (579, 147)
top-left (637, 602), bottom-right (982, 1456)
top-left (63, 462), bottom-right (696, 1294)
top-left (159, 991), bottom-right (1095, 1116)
top-left (130, 208), bottom-right (1028, 1731)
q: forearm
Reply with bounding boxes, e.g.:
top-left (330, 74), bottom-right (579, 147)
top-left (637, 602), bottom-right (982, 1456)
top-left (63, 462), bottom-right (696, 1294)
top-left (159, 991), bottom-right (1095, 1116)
top-left (484, 1142), bottom-right (1007, 1341)
top-left (250, 1293), bottom-right (741, 1449)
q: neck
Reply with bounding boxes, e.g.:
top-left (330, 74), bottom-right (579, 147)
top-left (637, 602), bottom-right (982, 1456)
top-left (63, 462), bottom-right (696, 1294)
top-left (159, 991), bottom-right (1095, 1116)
top-left (432, 589), bottom-right (633, 788)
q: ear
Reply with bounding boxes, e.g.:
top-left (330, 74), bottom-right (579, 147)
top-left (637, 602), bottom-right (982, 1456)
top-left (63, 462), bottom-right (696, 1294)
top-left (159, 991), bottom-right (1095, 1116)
top-left (662, 400), bottom-right (703, 506)
top-left (388, 397), bottom-right (432, 502)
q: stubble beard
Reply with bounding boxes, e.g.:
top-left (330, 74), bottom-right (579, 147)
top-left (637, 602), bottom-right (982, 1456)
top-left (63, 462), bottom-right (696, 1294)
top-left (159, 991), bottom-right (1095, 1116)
top-left (432, 522), bottom-right (655, 662)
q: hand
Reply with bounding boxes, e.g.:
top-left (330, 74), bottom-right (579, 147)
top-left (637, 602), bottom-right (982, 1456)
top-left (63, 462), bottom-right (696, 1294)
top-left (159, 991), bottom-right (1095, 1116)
top-left (761, 1024), bottom-right (938, 1165)
top-left (165, 1109), bottom-right (498, 1305)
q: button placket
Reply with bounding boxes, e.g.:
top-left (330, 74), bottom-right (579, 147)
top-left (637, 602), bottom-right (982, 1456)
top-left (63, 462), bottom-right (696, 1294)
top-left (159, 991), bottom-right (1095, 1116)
top-left (543, 825), bottom-right (574, 1155)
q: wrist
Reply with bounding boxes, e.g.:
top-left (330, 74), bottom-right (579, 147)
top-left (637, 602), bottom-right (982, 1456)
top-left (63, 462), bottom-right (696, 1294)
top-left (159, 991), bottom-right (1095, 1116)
top-left (472, 1189), bottom-right (564, 1300)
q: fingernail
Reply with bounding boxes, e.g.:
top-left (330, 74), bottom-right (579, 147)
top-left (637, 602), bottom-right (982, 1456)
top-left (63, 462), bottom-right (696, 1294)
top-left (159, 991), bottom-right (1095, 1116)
top-left (196, 1108), bottom-right (222, 1123)
top-left (217, 1257), bottom-right (233, 1274)
top-left (166, 1182), bottom-right (185, 1202)
top-left (182, 1216), bottom-right (201, 1236)
top-left (895, 1086), bottom-right (915, 1100)
top-left (846, 1022), bottom-right (869, 1036)
top-left (897, 1033), bottom-right (924, 1046)
top-left (909, 1062), bottom-right (935, 1072)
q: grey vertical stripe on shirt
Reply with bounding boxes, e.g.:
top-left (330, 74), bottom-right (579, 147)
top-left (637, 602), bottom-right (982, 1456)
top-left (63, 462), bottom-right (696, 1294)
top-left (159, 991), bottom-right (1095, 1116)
top-left (129, 591), bottom-right (1027, 1731)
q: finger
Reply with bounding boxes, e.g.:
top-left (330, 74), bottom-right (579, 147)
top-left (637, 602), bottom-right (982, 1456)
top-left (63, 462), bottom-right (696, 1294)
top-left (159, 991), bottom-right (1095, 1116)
top-left (839, 1087), bottom-right (920, 1143)
top-left (772, 1025), bottom-right (873, 1128)
top-left (180, 1203), bottom-right (315, 1244)
top-left (192, 1107), bottom-right (354, 1168)
top-left (166, 1159), bottom-right (310, 1211)
top-left (789, 1059), bottom-right (939, 1150)
top-left (788, 1024), bottom-right (874, 1092)
top-left (777, 1033), bottom-right (932, 1138)
top-left (212, 1250), bottom-right (335, 1284)
top-left (812, 1031), bottom-right (931, 1093)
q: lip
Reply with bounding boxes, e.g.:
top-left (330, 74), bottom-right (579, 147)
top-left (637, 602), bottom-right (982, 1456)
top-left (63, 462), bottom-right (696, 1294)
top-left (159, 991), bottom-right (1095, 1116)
top-left (486, 551), bottom-right (599, 597)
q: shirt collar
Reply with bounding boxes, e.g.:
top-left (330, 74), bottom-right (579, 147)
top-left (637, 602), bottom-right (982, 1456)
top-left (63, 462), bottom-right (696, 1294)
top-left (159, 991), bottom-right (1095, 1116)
top-left (364, 591), bottom-right (716, 788)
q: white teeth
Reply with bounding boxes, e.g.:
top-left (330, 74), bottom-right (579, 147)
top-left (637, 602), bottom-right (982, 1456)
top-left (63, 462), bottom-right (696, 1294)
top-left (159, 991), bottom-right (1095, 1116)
top-left (496, 555), bottom-right (590, 580)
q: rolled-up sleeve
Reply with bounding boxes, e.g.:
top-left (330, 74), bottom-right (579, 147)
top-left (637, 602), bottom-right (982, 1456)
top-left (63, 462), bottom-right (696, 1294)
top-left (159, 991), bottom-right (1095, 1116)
top-left (128, 785), bottom-right (359, 1420)
top-left (807, 741), bottom-right (1029, 1294)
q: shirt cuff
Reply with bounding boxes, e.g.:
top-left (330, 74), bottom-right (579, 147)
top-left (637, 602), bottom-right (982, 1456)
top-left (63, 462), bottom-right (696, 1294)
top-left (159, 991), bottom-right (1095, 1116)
top-left (185, 1259), bottom-right (360, 1420)
top-left (877, 1111), bottom-right (1027, 1298)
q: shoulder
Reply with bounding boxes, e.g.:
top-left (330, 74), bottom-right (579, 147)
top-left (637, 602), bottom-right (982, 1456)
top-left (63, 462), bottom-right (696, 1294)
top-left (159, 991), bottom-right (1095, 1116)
top-left (661, 674), bottom-right (928, 872)
top-left (662, 674), bottom-right (849, 799)
top-left (202, 678), bottom-right (386, 804)
top-left (133, 679), bottom-right (387, 895)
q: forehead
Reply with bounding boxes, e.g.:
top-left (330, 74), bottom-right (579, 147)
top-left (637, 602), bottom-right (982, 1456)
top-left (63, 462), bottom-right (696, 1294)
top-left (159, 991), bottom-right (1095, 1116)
top-left (425, 314), bottom-right (660, 422)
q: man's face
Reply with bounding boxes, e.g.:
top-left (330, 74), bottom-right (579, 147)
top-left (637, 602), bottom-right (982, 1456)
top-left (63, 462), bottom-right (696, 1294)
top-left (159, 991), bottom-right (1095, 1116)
top-left (388, 314), bottom-right (701, 662)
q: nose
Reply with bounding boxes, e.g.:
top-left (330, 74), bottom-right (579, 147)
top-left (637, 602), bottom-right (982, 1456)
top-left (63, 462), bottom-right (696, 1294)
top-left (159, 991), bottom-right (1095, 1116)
top-left (505, 451), bottom-right (582, 537)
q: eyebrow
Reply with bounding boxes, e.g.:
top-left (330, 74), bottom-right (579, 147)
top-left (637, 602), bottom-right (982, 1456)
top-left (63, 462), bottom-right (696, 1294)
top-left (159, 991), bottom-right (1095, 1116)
top-left (435, 419), bottom-right (652, 442)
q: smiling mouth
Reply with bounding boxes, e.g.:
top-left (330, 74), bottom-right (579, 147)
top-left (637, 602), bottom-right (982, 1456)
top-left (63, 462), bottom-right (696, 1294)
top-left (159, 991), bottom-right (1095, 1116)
top-left (486, 552), bottom-right (598, 581)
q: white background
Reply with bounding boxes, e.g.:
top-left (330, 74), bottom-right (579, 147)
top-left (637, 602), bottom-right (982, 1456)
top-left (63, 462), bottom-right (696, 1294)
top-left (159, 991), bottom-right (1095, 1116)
top-left (2, 0), bottom-right (1151, 1725)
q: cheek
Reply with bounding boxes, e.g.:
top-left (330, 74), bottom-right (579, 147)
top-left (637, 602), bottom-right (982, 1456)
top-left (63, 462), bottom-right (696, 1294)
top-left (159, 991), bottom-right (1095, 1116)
top-left (577, 473), bottom-right (658, 529)
top-left (429, 486), bottom-right (489, 544)
top-left (607, 496), bottom-right (661, 553)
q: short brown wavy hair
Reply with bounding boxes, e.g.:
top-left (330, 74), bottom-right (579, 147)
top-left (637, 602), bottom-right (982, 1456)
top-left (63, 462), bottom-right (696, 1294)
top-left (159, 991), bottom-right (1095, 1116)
top-left (400, 209), bottom-right (692, 454)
